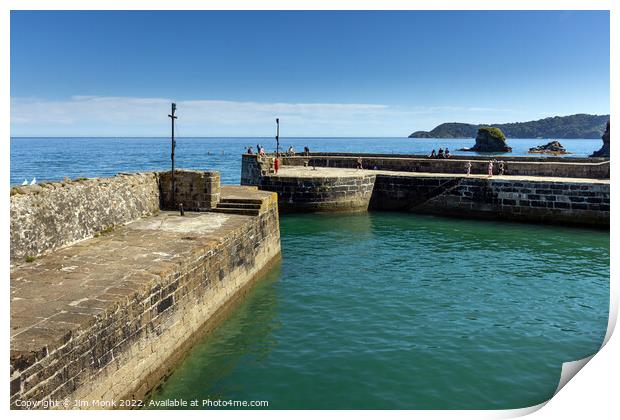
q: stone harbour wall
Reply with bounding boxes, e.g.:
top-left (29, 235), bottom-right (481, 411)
top-left (10, 173), bottom-right (160, 262)
top-left (10, 192), bottom-right (281, 408)
top-left (371, 175), bottom-right (610, 227)
top-left (278, 155), bottom-right (610, 179)
top-left (242, 154), bottom-right (609, 227)
top-left (159, 170), bottom-right (221, 211)
top-left (258, 173), bottom-right (376, 212)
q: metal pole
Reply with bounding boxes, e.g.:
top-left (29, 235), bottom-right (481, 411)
top-left (168, 103), bottom-right (178, 205)
top-left (276, 118), bottom-right (280, 155)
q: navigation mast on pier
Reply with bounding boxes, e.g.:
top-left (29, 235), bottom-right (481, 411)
top-left (168, 102), bottom-right (178, 205)
top-left (275, 118), bottom-right (280, 155)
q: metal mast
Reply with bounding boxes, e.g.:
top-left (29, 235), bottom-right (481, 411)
top-left (275, 118), bottom-right (280, 155)
top-left (168, 103), bottom-right (178, 205)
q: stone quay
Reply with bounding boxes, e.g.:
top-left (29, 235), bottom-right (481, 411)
top-left (241, 153), bottom-right (609, 228)
top-left (10, 170), bottom-right (281, 408)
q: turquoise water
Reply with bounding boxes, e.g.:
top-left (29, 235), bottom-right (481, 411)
top-left (148, 212), bottom-right (609, 409)
top-left (10, 137), bottom-right (602, 186)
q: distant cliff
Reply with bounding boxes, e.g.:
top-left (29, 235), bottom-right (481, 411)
top-left (409, 114), bottom-right (609, 139)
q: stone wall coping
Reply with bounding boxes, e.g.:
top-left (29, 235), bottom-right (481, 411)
top-left (265, 167), bottom-right (610, 185)
top-left (243, 152), bottom-right (609, 164)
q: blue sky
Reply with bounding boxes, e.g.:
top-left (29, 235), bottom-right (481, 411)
top-left (10, 10), bottom-right (610, 137)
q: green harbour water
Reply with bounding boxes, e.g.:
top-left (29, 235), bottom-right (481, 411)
top-left (147, 212), bottom-right (609, 410)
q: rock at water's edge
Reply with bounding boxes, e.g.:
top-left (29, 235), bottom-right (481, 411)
top-left (528, 140), bottom-right (569, 155)
top-left (590, 121), bottom-right (610, 158)
top-left (461, 127), bottom-right (512, 153)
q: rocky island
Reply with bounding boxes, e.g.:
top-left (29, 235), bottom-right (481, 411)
top-left (528, 140), bottom-right (569, 155)
top-left (459, 127), bottom-right (512, 153)
top-left (590, 121), bottom-right (610, 158)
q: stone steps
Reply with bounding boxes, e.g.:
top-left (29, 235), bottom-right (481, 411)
top-left (216, 202), bottom-right (262, 210)
top-left (219, 198), bottom-right (264, 205)
top-left (211, 207), bottom-right (260, 216)
top-left (212, 198), bottom-right (263, 216)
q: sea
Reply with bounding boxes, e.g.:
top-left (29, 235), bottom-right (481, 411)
top-left (10, 137), bottom-right (609, 409)
top-left (9, 137), bottom-right (602, 186)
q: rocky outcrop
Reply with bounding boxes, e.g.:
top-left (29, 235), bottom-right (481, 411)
top-left (460, 127), bottom-right (512, 153)
top-left (528, 140), bottom-right (569, 155)
top-left (590, 121), bottom-right (610, 158)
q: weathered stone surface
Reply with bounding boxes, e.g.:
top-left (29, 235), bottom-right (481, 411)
top-left (528, 140), bottom-right (569, 155)
top-left (371, 174), bottom-right (609, 227)
top-left (10, 173), bottom-right (160, 262)
top-left (10, 174), bottom-right (281, 409)
top-left (259, 170), bottom-right (376, 212)
top-left (462, 127), bottom-right (512, 153)
top-left (590, 120), bottom-right (610, 158)
top-left (244, 163), bottom-right (609, 228)
top-left (159, 170), bottom-right (221, 211)
top-left (243, 154), bottom-right (610, 180)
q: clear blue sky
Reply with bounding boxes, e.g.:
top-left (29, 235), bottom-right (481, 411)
top-left (10, 10), bottom-right (610, 137)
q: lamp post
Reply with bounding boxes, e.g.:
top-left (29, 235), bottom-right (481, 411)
top-left (168, 103), bottom-right (178, 205)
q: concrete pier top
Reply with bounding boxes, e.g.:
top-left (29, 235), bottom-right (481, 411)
top-left (271, 166), bottom-right (610, 184)
top-left (10, 186), bottom-right (276, 379)
top-left (11, 211), bottom-right (243, 354)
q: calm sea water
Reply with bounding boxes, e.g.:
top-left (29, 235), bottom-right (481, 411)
top-left (147, 213), bottom-right (609, 409)
top-left (9, 137), bottom-right (601, 186)
top-left (10, 137), bottom-right (609, 409)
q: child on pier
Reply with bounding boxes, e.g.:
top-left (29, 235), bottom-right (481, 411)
top-left (488, 161), bottom-right (494, 177)
top-left (274, 156), bottom-right (280, 174)
top-left (465, 161), bottom-right (472, 175)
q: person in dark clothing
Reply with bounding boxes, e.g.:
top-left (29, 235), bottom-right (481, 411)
top-left (429, 149), bottom-right (436, 158)
top-left (247, 146), bottom-right (254, 154)
top-left (445, 148), bottom-right (451, 158)
top-left (356, 157), bottom-right (363, 169)
top-left (437, 148), bottom-right (445, 159)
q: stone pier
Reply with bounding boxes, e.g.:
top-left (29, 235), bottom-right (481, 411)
top-left (10, 172), bottom-right (281, 409)
top-left (241, 154), bottom-right (609, 228)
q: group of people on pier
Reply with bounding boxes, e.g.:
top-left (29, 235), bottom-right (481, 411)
top-left (246, 144), bottom-right (310, 157)
top-left (428, 148), bottom-right (451, 159)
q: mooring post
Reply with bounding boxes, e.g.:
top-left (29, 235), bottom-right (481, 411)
top-left (168, 103), bottom-right (178, 205)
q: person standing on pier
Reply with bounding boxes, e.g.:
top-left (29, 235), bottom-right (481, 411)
top-left (487, 160), bottom-right (494, 177)
top-left (356, 157), bottom-right (363, 169)
top-left (465, 161), bottom-right (472, 175)
top-left (499, 161), bottom-right (505, 175)
top-left (274, 156), bottom-right (280, 174)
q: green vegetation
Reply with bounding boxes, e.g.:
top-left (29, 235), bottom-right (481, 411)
top-left (478, 126), bottom-right (506, 141)
top-left (99, 226), bottom-right (115, 236)
top-left (24, 256), bottom-right (36, 263)
top-left (409, 114), bottom-right (609, 139)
